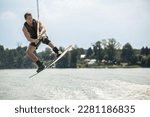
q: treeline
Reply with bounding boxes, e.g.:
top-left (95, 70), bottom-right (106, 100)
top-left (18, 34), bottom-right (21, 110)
top-left (0, 45), bottom-right (82, 69)
top-left (0, 46), bottom-right (33, 69)
top-left (0, 38), bottom-right (150, 69)
top-left (84, 39), bottom-right (150, 67)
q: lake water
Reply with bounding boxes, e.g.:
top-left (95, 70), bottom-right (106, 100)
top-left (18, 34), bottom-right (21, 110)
top-left (0, 68), bottom-right (150, 100)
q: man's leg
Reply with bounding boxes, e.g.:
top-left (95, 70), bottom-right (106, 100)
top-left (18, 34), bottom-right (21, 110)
top-left (26, 45), bottom-right (38, 62)
top-left (42, 36), bottom-right (62, 57)
top-left (48, 42), bottom-right (62, 57)
top-left (26, 45), bottom-right (45, 72)
top-left (48, 41), bottom-right (55, 48)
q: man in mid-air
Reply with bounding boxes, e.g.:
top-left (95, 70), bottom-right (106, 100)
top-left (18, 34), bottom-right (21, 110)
top-left (22, 12), bottom-right (61, 72)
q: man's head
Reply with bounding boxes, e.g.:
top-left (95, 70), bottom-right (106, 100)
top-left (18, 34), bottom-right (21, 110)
top-left (24, 12), bottom-right (33, 24)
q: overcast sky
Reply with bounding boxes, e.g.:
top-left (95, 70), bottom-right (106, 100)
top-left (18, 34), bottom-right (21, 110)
top-left (0, 0), bottom-right (150, 50)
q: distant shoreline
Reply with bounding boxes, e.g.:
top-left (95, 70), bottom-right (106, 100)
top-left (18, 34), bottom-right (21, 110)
top-left (0, 66), bottom-right (150, 70)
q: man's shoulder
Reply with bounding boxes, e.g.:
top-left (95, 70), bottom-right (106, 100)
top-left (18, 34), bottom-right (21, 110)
top-left (33, 19), bottom-right (38, 23)
top-left (33, 19), bottom-right (42, 24)
top-left (22, 25), bottom-right (27, 32)
top-left (23, 22), bottom-right (27, 27)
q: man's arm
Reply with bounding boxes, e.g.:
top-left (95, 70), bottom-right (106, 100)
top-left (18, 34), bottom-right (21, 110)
top-left (22, 26), bottom-right (38, 43)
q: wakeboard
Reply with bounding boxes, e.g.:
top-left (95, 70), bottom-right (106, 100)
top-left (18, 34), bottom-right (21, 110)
top-left (29, 45), bottom-right (72, 78)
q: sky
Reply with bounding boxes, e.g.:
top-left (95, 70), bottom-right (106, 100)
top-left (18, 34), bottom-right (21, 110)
top-left (0, 0), bottom-right (150, 51)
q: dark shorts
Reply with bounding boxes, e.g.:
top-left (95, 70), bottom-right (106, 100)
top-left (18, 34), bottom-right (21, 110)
top-left (30, 36), bottom-right (51, 49)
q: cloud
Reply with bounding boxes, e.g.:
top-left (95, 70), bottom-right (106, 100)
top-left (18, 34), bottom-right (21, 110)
top-left (0, 11), bottom-right (17, 21)
top-left (0, 11), bottom-right (23, 48)
top-left (37, 0), bottom-right (150, 26)
top-left (38, 0), bottom-right (149, 30)
top-left (39, 0), bottom-right (94, 22)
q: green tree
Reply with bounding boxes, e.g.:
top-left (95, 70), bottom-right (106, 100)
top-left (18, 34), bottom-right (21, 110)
top-left (145, 46), bottom-right (149, 56)
top-left (5, 49), bottom-right (15, 68)
top-left (86, 47), bottom-right (93, 58)
top-left (146, 55), bottom-right (150, 67)
top-left (22, 55), bottom-right (34, 68)
top-left (68, 48), bottom-right (79, 68)
top-left (38, 47), bottom-right (54, 61)
top-left (102, 38), bottom-right (120, 61)
top-left (121, 43), bottom-right (137, 65)
top-left (92, 41), bottom-right (103, 63)
top-left (0, 45), bottom-right (6, 69)
top-left (140, 46), bottom-right (150, 56)
top-left (14, 46), bottom-right (26, 68)
top-left (140, 47), bottom-right (145, 55)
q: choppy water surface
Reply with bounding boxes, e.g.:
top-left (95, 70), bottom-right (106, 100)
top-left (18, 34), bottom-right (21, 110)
top-left (0, 68), bottom-right (150, 100)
